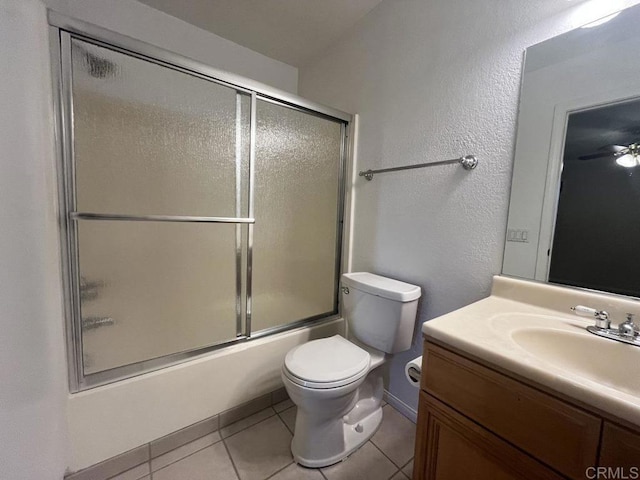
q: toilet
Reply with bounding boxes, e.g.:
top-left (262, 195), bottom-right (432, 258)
top-left (281, 272), bottom-right (421, 467)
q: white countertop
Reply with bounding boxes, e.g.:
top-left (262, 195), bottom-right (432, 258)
top-left (422, 275), bottom-right (640, 427)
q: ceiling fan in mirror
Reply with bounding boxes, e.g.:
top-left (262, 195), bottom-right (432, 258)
top-left (579, 143), bottom-right (640, 167)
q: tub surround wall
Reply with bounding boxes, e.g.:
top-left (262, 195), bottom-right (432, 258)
top-left (298, 0), bottom-right (640, 414)
top-left (65, 388), bottom-right (290, 480)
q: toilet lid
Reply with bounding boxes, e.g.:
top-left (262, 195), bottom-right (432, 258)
top-left (284, 335), bottom-right (370, 388)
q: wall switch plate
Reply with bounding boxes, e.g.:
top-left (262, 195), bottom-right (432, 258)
top-left (507, 228), bottom-right (529, 243)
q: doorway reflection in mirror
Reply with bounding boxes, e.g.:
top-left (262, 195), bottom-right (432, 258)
top-left (549, 98), bottom-right (640, 297)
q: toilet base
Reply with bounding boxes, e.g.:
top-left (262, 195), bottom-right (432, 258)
top-left (292, 405), bottom-right (383, 468)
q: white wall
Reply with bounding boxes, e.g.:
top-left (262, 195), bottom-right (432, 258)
top-left (298, 0), bottom-right (640, 413)
top-left (43, 0), bottom-right (298, 94)
top-left (0, 0), bottom-right (305, 476)
top-left (0, 1), bottom-right (68, 479)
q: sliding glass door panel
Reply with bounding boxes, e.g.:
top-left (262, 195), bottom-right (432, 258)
top-left (251, 100), bottom-right (343, 332)
top-left (77, 221), bottom-right (237, 374)
top-left (70, 38), bottom-right (250, 218)
top-left (55, 28), bottom-right (349, 390)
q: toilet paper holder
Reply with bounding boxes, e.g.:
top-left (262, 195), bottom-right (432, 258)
top-left (405, 356), bottom-right (422, 387)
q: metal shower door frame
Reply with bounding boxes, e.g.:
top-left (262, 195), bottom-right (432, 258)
top-left (48, 12), bottom-right (352, 392)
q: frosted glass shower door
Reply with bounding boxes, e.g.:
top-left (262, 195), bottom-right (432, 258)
top-left (68, 38), bottom-right (250, 376)
top-left (57, 28), bottom-right (349, 389)
top-left (71, 39), bottom-right (250, 217)
top-left (78, 222), bottom-right (238, 374)
top-left (251, 100), bottom-right (344, 332)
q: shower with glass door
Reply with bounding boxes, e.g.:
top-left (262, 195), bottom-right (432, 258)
top-left (52, 26), bottom-right (350, 391)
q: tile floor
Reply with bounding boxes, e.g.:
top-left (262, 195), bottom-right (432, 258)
top-left (110, 401), bottom-right (416, 480)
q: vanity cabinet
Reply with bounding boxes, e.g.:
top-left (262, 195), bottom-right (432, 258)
top-left (414, 341), bottom-right (640, 480)
top-left (415, 391), bottom-right (564, 480)
top-left (599, 422), bottom-right (640, 469)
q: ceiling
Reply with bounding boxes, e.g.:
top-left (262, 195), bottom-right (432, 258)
top-left (137, 0), bottom-right (384, 67)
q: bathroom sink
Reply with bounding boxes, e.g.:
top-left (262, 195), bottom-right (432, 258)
top-left (421, 276), bottom-right (640, 427)
top-left (511, 327), bottom-right (640, 397)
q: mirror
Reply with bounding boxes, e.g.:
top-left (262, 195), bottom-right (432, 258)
top-left (503, 3), bottom-right (640, 298)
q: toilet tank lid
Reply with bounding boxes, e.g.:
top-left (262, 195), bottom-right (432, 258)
top-left (341, 272), bottom-right (421, 302)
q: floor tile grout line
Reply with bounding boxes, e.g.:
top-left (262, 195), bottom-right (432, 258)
top-left (400, 457), bottom-right (414, 472)
top-left (142, 461), bottom-right (151, 480)
top-left (264, 410), bottom-right (329, 480)
top-left (276, 409), bottom-right (295, 435)
top-left (263, 460), bottom-right (295, 480)
top-left (371, 404), bottom-right (416, 470)
top-left (272, 407), bottom-right (405, 480)
top-left (273, 409), bottom-right (293, 434)
top-left (262, 413), bottom-right (298, 478)
top-left (149, 435), bottom-right (223, 475)
top-left (223, 413), bottom-right (299, 480)
top-left (369, 438), bottom-right (410, 471)
top-left (105, 460), bottom-right (151, 480)
top-left (220, 435), bottom-right (242, 480)
top-left (319, 466), bottom-right (330, 480)
top-left (145, 401), bottom-right (413, 480)
top-left (144, 442), bottom-right (151, 480)
top-left (390, 471), bottom-right (408, 480)
top-left (272, 399), bottom-right (294, 414)
top-left (221, 407), bottom-right (277, 440)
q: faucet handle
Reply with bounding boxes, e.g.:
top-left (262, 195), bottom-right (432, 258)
top-left (571, 305), bottom-right (610, 329)
top-left (619, 313), bottom-right (638, 338)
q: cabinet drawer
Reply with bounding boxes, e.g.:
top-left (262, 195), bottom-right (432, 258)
top-left (422, 342), bottom-right (601, 479)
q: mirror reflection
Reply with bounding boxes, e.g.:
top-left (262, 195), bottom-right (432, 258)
top-left (549, 99), bottom-right (640, 297)
top-left (503, 3), bottom-right (640, 298)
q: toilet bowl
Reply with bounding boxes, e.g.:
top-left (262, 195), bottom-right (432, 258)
top-left (282, 272), bottom-right (421, 467)
top-left (282, 334), bottom-right (385, 467)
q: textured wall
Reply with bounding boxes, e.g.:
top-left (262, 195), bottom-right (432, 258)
top-left (0, 1), bottom-right (68, 478)
top-left (299, 0), bottom-right (639, 412)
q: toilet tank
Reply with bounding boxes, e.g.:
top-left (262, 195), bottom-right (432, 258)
top-left (341, 272), bottom-right (421, 353)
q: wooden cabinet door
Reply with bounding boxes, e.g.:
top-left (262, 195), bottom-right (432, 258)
top-left (422, 342), bottom-right (600, 478)
top-left (599, 422), bottom-right (640, 470)
top-left (413, 392), bottom-right (564, 480)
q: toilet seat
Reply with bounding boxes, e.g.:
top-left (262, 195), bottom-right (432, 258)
top-left (283, 335), bottom-right (370, 389)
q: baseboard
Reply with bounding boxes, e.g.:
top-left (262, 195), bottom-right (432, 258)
top-left (383, 390), bottom-right (417, 423)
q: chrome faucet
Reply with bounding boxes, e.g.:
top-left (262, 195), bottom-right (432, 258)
top-left (618, 313), bottom-right (637, 339)
top-left (572, 305), bottom-right (639, 347)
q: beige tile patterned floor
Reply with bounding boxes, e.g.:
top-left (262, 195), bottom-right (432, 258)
top-left (124, 403), bottom-right (415, 480)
